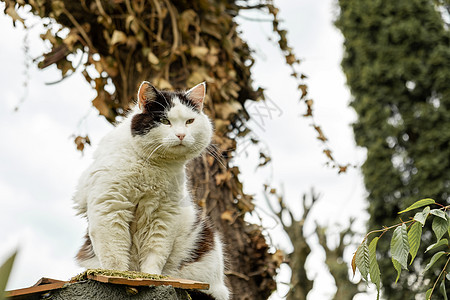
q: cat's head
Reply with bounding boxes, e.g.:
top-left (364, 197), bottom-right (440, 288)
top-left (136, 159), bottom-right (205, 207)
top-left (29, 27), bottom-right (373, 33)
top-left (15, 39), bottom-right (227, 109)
top-left (130, 81), bottom-right (213, 162)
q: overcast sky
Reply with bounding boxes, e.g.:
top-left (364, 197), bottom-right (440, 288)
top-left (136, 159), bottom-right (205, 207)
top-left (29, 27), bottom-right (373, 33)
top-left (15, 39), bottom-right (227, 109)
top-left (0, 1), bottom-right (374, 299)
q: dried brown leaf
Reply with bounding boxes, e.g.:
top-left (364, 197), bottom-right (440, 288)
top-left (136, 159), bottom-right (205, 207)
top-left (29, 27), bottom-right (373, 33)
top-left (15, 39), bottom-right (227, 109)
top-left (214, 119), bottom-right (231, 135)
top-left (285, 54), bottom-right (297, 65)
top-left (147, 51), bottom-right (160, 65)
top-left (323, 149), bottom-right (334, 161)
top-left (110, 30), bottom-right (127, 46)
top-left (215, 171), bottom-right (232, 186)
top-left (206, 155), bottom-right (215, 167)
top-left (63, 31), bottom-right (79, 50)
top-left (314, 125), bottom-right (327, 142)
top-left (92, 93), bottom-right (112, 119)
top-left (50, 0), bottom-right (65, 18)
top-left (74, 135), bottom-right (90, 152)
top-left (338, 165), bottom-right (348, 174)
top-left (191, 46), bottom-right (209, 59)
top-left (206, 54), bottom-right (219, 66)
top-left (298, 84), bottom-right (308, 98)
top-left (351, 251), bottom-right (357, 277)
top-left (153, 78), bottom-right (173, 90)
top-left (100, 56), bottom-right (119, 77)
top-left (214, 102), bottom-right (242, 120)
top-left (221, 210), bottom-right (234, 223)
top-left (272, 249), bottom-right (284, 266)
top-left (179, 9), bottom-right (198, 33)
top-left (258, 153), bottom-right (271, 168)
top-left (5, 3), bottom-right (25, 25)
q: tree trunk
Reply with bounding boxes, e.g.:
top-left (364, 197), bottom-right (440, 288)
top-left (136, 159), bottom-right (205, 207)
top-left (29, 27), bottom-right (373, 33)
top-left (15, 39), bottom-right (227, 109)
top-left (189, 157), bottom-right (278, 299)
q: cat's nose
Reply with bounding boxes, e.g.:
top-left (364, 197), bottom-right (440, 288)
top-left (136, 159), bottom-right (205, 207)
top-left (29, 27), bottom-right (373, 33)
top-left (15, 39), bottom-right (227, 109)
top-left (176, 133), bottom-right (186, 141)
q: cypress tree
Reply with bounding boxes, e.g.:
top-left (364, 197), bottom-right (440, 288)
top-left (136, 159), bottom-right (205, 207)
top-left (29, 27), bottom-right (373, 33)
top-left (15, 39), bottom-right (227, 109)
top-left (336, 0), bottom-right (450, 298)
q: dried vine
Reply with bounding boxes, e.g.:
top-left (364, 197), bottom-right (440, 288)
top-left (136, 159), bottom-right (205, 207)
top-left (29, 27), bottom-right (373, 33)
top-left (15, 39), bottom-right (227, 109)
top-left (265, 2), bottom-right (354, 173)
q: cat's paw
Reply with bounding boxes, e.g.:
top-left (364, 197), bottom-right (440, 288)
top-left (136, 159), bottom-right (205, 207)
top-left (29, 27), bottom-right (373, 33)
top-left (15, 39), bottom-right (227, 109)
top-left (140, 266), bottom-right (162, 275)
top-left (208, 284), bottom-right (230, 300)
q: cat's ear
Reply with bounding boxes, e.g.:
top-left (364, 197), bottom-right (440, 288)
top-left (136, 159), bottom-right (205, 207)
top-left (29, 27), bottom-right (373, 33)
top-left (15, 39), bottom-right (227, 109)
top-left (185, 82), bottom-right (206, 110)
top-left (137, 81), bottom-right (158, 109)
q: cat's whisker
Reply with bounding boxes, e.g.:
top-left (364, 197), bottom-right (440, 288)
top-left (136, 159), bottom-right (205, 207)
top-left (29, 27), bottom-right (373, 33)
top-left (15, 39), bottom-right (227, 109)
top-left (186, 143), bottom-right (226, 169)
top-left (143, 139), bottom-right (163, 150)
top-left (145, 144), bottom-right (164, 162)
top-left (206, 147), bottom-right (226, 169)
top-left (140, 141), bottom-right (161, 157)
top-left (146, 109), bottom-right (166, 114)
top-left (159, 92), bottom-right (170, 108)
top-left (199, 144), bottom-right (226, 169)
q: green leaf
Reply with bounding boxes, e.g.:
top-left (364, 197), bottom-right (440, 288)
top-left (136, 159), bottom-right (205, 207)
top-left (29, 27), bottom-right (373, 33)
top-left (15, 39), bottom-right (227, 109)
top-left (408, 222), bottom-right (422, 264)
top-left (392, 258), bottom-right (402, 283)
top-left (398, 198), bottom-right (435, 214)
top-left (447, 215), bottom-right (450, 239)
top-left (414, 206), bottom-right (431, 226)
top-left (440, 278), bottom-right (448, 300)
top-left (355, 240), bottom-right (370, 281)
top-left (430, 209), bottom-right (447, 220)
top-left (369, 237), bottom-right (381, 299)
top-left (424, 251), bottom-right (446, 272)
top-left (433, 216), bottom-right (448, 241)
top-left (391, 224), bottom-right (409, 269)
top-left (0, 251), bottom-right (17, 299)
top-left (426, 239), bottom-right (448, 253)
top-left (426, 288), bottom-right (433, 300)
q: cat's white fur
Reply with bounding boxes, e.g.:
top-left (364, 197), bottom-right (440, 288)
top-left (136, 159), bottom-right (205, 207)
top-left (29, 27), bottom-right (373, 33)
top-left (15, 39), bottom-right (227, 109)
top-left (73, 83), bottom-right (229, 299)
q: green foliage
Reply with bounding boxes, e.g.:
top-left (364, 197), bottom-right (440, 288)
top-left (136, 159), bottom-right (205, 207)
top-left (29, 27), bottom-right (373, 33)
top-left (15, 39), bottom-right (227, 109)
top-left (424, 251), bottom-right (446, 272)
top-left (354, 240), bottom-right (370, 282)
top-left (369, 237), bottom-right (381, 299)
top-left (441, 278), bottom-right (449, 300)
top-left (398, 198), bottom-right (435, 214)
top-left (407, 222), bottom-right (422, 264)
top-left (433, 217), bottom-right (448, 241)
top-left (337, 0), bottom-right (450, 297)
top-left (0, 251), bottom-right (17, 300)
top-left (426, 239), bottom-right (448, 253)
top-left (353, 199), bottom-right (450, 300)
top-left (414, 206), bottom-right (431, 226)
top-left (391, 258), bottom-right (402, 283)
top-left (391, 224), bottom-right (409, 269)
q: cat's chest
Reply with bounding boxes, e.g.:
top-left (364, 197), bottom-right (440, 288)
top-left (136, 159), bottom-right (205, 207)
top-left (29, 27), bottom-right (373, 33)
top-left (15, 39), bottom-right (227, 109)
top-left (125, 161), bottom-right (186, 207)
top-left (132, 164), bottom-right (184, 203)
top-left (129, 181), bottom-right (182, 238)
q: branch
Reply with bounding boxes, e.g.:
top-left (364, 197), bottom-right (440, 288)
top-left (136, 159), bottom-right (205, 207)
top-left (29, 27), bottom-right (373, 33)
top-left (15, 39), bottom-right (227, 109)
top-left (315, 221), bottom-right (361, 300)
top-left (61, 7), bottom-right (96, 52)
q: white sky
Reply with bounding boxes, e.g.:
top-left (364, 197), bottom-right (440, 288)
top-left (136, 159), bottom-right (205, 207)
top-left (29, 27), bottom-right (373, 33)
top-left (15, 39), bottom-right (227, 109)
top-left (0, 1), bottom-right (375, 299)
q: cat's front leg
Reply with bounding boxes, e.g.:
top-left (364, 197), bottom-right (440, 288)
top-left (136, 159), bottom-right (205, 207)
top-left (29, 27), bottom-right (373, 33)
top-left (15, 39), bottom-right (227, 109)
top-left (88, 201), bottom-right (134, 270)
top-left (141, 251), bottom-right (169, 275)
top-left (140, 219), bottom-right (177, 275)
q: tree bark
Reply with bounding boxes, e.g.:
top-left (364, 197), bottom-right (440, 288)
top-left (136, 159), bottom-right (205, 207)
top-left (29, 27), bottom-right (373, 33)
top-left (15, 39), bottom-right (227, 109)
top-left (189, 158), bottom-right (278, 299)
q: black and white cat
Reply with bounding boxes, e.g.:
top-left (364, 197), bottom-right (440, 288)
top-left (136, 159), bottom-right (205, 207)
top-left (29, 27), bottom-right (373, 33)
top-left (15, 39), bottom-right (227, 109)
top-left (73, 82), bottom-right (229, 299)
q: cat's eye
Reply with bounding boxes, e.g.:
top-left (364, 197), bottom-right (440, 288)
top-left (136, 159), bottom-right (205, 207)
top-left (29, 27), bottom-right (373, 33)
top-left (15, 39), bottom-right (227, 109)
top-left (160, 118), bottom-right (171, 125)
top-left (186, 118), bottom-right (195, 125)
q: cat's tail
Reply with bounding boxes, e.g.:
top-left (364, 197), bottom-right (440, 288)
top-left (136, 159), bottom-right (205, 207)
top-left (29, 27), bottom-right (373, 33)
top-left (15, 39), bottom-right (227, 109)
top-left (76, 232), bottom-right (101, 269)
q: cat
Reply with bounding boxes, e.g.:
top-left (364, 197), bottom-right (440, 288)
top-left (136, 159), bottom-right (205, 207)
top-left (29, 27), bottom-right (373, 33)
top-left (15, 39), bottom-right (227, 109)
top-left (73, 81), bottom-right (229, 300)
